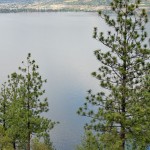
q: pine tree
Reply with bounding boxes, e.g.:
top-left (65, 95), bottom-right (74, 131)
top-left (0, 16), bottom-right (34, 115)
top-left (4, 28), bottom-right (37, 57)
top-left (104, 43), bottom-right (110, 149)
top-left (0, 53), bottom-right (56, 150)
top-left (16, 53), bottom-right (56, 150)
top-left (6, 73), bottom-right (25, 149)
top-left (78, 0), bottom-right (150, 149)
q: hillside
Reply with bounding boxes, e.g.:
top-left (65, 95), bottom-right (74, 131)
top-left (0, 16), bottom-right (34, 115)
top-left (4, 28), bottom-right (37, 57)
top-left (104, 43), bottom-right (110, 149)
top-left (0, 0), bottom-right (149, 12)
top-left (0, 0), bottom-right (34, 3)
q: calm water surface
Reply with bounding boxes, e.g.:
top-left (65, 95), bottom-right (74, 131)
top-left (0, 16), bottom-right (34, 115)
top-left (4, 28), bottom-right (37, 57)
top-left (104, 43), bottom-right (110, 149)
top-left (0, 12), bottom-right (149, 150)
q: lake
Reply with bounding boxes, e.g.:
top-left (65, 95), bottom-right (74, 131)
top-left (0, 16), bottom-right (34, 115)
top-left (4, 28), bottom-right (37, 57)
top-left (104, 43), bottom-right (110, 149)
top-left (0, 12), bottom-right (149, 150)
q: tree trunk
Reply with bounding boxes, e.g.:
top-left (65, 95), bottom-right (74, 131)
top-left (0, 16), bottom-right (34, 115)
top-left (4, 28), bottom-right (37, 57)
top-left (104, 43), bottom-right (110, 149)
top-left (120, 127), bottom-right (125, 150)
top-left (27, 67), bottom-right (30, 150)
top-left (13, 142), bottom-right (16, 150)
top-left (27, 131), bottom-right (30, 150)
top-left (121, 3), bottom-right (127, 148)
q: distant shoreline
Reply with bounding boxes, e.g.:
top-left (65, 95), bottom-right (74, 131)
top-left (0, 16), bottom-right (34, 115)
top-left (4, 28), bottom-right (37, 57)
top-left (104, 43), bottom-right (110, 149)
top-left (0, 5), bottom-right (149, 13)
top-left (0, 9), bottom-right (107, 13)
top-left (0, 9), bottom-right (150, 14)
top-left (0, 8), bottom-right (109, 13)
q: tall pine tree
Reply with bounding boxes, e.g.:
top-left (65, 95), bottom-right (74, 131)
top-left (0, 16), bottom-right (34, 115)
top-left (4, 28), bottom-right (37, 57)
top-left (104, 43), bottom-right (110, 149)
top-left (0, 53), bottom-right (56, 150)
top-left (78, 0), bottom-right (150, 149)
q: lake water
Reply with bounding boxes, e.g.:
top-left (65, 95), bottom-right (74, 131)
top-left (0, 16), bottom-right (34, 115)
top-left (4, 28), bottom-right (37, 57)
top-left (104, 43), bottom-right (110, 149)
top-left (0, 12), bottom-right (149, 150)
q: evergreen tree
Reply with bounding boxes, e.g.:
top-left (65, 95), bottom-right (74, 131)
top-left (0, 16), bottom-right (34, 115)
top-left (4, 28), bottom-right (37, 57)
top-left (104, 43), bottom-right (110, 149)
top-left (15, 53), bottom-right (56, 150)
top-left (78, 0), bottom-right (150, 149)
top-left (0, 53), bottom-right (56, 150)
top-left (4, 72), bottom-right (26, 149)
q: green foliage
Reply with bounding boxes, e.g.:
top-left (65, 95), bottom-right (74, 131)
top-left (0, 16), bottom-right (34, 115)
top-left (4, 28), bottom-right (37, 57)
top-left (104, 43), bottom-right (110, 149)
top-left (0, 125), bottom-right (13, 150)
top-left (0, 53), bottom-right (57, 149)
top-left (76, 130), bottom-right (101, 150)
top-left (31, 138), bottom-right (49, 150)
top-left (127, 70), bottom-right (150, 150)
top-left (78, 0), bottom-right (150, 149)
top-left (43, 133), bottom-right (55, 150)
top-left (0, 83), bottom-right (9, 130)
top-left (31, 134), bottom-right (55, 150)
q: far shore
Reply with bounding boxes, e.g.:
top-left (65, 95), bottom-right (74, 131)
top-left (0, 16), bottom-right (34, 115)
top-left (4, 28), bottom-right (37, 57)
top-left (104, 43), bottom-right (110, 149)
top-left (0, 3), bottom-right (149, 13)
top-left (0, 5), bottom-right (110, 13)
